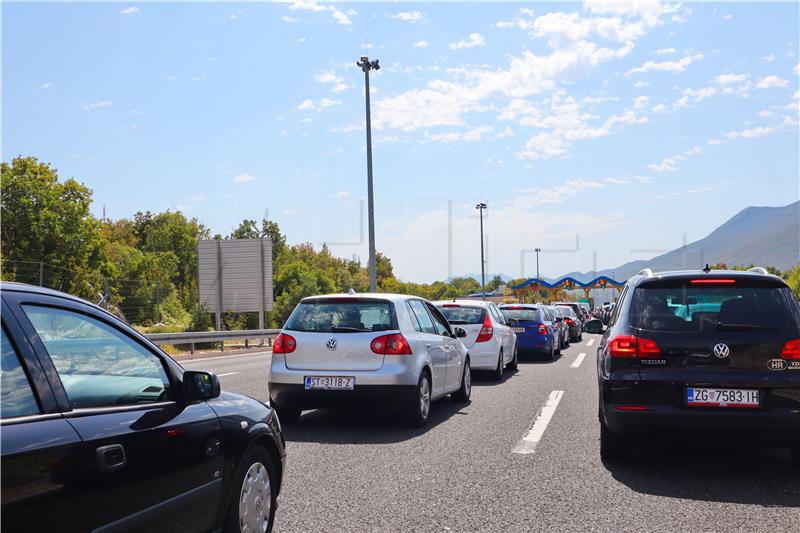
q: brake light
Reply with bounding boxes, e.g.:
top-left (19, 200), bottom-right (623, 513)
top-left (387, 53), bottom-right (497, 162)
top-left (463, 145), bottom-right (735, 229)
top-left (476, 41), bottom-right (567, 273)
top-left (538, 324), bottom-right (549, 335)
top-left (614, 405), bottom-right (649, 411)
top-left (370, 334), bottom-right (413, 355)
top-left (476, 313), bottom-right (493, 342)
top-left (442, 304), bottom-right (460, 307)
top-left (565, 318), bottom-right (574, 325)
top-left (273, 333), bottom-right (296, 354)
top-left (608, 335), bottom-right (661, 358)
top-left (690, 279), bottom-right (736, 284)
top-left (781, 339), bottom-right (800, 360)
top-left (504, 306), bottom-right (525, 310)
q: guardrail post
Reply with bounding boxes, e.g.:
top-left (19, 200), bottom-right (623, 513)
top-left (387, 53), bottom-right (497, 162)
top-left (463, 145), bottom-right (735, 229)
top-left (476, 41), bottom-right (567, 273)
top-left (190, 342), bottom-right (195, 354)
top-left (245, 338), bottom-right (249, 348)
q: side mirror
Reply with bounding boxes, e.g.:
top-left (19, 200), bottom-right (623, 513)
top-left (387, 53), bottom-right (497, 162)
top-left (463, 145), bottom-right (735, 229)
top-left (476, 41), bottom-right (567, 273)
top-left (453, 327), bottom-right (467, 338)
top-left (183, 371), bottom-right (221, 401)
top-left (507, 318), bottom-right (518, 327)
top-left (583, 319), bottom-right (604, 334)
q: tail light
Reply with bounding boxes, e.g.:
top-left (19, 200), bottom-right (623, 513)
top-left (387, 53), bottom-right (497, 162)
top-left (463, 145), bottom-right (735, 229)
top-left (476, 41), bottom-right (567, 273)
top-left (370, 334), bottom-right (413, 355)
top-left (538, 324), bottom-right (549, 335)
top-left (781, 339), bottom-right (800, 360)
top-left (608, 335), bottom-right (661, 358)
top-left (565, 318), bottom-right (574, 325)
top-left (476, 312), bottom-right (493, 342)
top-left (690, 279), bottom-right (736, 284)
top-left (273, 333), bottom-right (296, 354)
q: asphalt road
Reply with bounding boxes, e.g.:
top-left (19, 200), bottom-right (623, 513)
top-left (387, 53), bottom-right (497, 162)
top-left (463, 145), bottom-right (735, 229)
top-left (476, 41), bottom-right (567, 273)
top-left (183, 336), bottom-right (800, 532)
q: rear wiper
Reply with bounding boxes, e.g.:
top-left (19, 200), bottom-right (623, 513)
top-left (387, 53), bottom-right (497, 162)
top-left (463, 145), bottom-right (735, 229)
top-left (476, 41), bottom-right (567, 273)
top-left (716, 323), bottom-right (778, 330)
top-left (331, 326), bottom-right (371, 332)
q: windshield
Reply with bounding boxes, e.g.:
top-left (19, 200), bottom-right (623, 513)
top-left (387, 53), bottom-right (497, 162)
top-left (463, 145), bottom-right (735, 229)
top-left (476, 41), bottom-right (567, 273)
top-left (285, 300), bottom-right (396, 333)
top-left (630, 283), bottom-right (799, 332)
top-left (500, 308), bottom-right (541, 322)
top-left (438, 306), bottom-right (485, 324)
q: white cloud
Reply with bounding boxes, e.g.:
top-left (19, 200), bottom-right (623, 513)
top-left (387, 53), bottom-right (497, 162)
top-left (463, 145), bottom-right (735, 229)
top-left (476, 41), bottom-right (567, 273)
top-left (714, 73), bottom-right (749, 85)
top-left (673, 86), bottom-right (717, 110)
top-left (449, 33), bottom-right (486, 50)
top-left (762, 54), bottom-right (776, 63)
top-left (605, 177), bottom-right (629, 184)
top-left (514, 178), bottom-right (605, 206)
top-left (289, 1), bottom-right (354, 25)
top-left (314, 71), bottom-right (350, 92)
top-left (413, 40), bottom-right (429, 48)
top-left (330, 122), bottom-right (364, 133)
top-left (723, 126), bottom-right (775, 139)
top-left (795, 62), bottom-right (800, 75)
top-left (297, 99), bottom-right (314, 110)
top-left (655, 47), bottom-right (676, 55)
top-left (81, 100), bottom-right (112, 111)
top-left (119, 6), bottom-right (139, 15)
top-left (756, 75), bottom-right (789, 89)
top-left (282, 16), bottom-right (299, 23)
top-left (627, 53), bottom-right (704, 75)
top-left (424, 125), bottom-right (494, 143)
top-left (633, 80), bottom-right (650, 88)
top-left (334, 190), bottom-right (349, 198)
top-left (723, 14), bottom-right (733, 20)
top-left (37, 82), bottom-right (53, 91)
top-left (647, 144), bottom-right (704, 172)
top-left (390, 11), bottom-right (424, 23)
top-left (232, 173), bottom-right (255, 184)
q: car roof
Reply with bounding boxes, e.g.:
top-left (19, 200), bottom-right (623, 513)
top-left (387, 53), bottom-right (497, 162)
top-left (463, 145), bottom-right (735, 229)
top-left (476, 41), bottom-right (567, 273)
top-left (0, 281), bottom-right (93, 304)
top-left (631, 269), bottom-right (788, 286)
top-left (498, 303), bottom-right (538, 308)
top-left (432, 299), bottom-right (492, 308)
top-left (302, 293), bottom-right (428, 304)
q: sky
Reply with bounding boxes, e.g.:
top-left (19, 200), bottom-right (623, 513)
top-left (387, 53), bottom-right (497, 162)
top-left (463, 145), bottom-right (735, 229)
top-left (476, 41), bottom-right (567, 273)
top-left (3, 1), bottom-right (799, 283)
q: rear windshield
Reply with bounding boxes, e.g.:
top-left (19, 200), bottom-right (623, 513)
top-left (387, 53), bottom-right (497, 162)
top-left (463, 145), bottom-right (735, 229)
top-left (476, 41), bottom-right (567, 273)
top-left (500, 308), bottom-right (541, 322)
top-left (557, 306), bottom-right (575, 317)
top-left (285, 299), bottom-right (396, 333)
top-left (630, 282), bottom-right (800, 332)
top-left (438, 306), bottom-right (486, 324)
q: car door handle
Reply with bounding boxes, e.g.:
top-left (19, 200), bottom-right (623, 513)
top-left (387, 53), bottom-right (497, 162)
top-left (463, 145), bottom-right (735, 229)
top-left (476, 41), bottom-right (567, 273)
top-left (96, 444), bottom-right (126, 472)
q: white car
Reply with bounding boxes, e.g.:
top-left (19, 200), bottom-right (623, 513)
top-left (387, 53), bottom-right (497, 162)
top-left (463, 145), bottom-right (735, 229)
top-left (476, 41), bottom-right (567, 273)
top-left (434, 300), bottom-right (517, 380)
top-left (268, 293), bottom-right (471, 426)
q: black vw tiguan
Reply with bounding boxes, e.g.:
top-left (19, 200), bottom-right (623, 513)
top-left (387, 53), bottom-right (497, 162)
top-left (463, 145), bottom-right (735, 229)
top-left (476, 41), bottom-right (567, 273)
top-left (592, 268), bottom-right (800, 463)
top-left (0, 282), bottom-right (286, 532)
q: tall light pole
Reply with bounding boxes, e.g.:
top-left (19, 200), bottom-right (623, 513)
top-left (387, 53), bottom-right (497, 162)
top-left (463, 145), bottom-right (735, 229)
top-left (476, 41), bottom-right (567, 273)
top-left (476, 203), bottom-right (487, 299)
top-left (535, 248), bottom-right (541, 280)
top-left (357, 56), bottom-right (380, 292)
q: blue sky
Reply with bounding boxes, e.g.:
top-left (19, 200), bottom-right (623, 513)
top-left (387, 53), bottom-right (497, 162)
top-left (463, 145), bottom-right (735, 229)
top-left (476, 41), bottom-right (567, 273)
top-left (3, 1), bottom-right (799, 282)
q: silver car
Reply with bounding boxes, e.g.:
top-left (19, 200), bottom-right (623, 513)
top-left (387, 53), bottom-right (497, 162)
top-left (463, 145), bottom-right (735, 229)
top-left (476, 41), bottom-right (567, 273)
top-left (268, 293), bottom-right (471, 426)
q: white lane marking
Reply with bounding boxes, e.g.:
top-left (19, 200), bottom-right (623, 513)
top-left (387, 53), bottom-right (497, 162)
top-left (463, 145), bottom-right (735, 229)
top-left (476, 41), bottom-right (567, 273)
top-left (586, 338), bottom-right (595, 347)
top-left (512, 390), bottom-right (564, 455)
top-left (571, 353), bottom-right (586, 369)
top-left (217, 372), bottom-right (240, 377)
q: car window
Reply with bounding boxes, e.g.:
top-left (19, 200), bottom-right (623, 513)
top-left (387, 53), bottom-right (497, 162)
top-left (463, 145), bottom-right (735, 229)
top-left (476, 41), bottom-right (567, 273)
top-left (407, 300), bottom-right (436, 335)
top-left (425, 303), bottom-right (452, 337)
top-left (1, 327), bottom-right (40, 418)
top-left (500, 307), bottom-right (540, 322)
top-left (437, 305), bottom-right (485, 325)
top-left (609, 286), bottom-right (628, 326)
top-left (285, 299), bottom-right (395, 332)
top-left (489, 304), bottom-right (505, 325)
top-left (21, 305), bottom-right (173, 409)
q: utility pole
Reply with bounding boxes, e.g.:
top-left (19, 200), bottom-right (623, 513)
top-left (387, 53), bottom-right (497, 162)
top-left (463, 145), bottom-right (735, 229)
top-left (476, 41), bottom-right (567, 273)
top-left (476, 203), bottom-right (487, 300)
top-left (535, 248), bottom-right (541, 280)
top-left (357, 55), bottom-right (380, 292)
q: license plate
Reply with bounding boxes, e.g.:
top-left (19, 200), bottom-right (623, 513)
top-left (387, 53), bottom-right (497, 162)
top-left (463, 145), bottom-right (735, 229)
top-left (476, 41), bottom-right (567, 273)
top-left (686, 387), bottom-right (759, 408)
top-left (512, 327), bottom-right (525, 333)
top-left (304, 376), bottom-right (355, 391)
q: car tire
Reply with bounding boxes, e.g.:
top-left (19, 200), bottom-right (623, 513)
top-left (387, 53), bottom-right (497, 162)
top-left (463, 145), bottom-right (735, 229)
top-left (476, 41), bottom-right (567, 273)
top-left (553, 339), bottom-right (560, 358)
top-left (507, 345), bottom-right (519, 370)
top-left (452, 359), bottom-right (471, 403)
top-left (408, 371), bottom-right (432, 427)
top-left (578, 331), bottom-right (583, 342)
top-left (493, 350), bottom-right (504, 381)
top-left (271, 402), bottom-right (301, 424)
top-left (223, 445), bottom-right (277, 533)
top-left (600, 420), bottom-right (626, 462)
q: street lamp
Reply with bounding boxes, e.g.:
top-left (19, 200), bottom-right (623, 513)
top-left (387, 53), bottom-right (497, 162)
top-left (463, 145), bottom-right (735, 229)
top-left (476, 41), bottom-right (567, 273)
top-left (535, 248), bottom-right (541, 280)
top-left (475, 202), bottom-right (487, 299)
top-left (357, 56), bottom-right (380, 292)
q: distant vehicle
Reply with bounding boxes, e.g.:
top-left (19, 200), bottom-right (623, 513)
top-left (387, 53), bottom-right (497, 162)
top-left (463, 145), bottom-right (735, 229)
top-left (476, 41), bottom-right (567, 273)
top-left (547, 305), bottom-right (570, 349)
top-left (556, 305), bottom-right (583, 343)
top-left (0, 282), bottom-right (286, 533)
top-left (435, 300), bottom-right (517, 379)
top-left (587, 268), bottom-right (800, 464)
top-left (499, 304), bottom-right (558, 361)
top-left (552, 301), bottom-right (587, 325)
top-left (269, 293), bottom-right (471, 427)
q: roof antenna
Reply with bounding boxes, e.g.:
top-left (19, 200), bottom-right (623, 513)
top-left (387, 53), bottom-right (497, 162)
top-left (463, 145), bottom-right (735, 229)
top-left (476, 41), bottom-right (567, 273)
top-left (702, 264), bottom-right (711, 274)
top-left (364, 36), bottom-right (368, 57)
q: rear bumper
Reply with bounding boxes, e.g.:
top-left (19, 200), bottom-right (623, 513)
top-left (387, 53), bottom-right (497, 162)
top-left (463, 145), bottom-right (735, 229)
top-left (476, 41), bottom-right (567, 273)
top-left (517, 334), bottom-right (550, 350)
top-left (269, 383), bottom-right (416, 412)
top-left (467, 342), bottom-right (501, 369)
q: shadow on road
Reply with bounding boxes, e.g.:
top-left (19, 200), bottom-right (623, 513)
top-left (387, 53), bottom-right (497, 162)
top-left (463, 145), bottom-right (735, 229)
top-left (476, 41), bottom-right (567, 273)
top-left (471, 367), bottom-right (518, 385)
top-left (605, 439), bottom-right (800, 507)
top-left (281, 397), bottom-right (470, 445)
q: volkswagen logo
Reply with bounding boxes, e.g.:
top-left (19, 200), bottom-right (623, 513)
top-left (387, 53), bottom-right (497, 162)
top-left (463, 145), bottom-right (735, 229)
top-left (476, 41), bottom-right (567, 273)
top-left (326, 338), bottom-right (338, 351)
top-left (713, 343), bottom-right (730, 359)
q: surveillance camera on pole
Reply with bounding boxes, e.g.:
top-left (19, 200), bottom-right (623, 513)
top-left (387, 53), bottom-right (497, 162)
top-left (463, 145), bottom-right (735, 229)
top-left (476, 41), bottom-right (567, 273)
top-left (357, 56), bottom-right (379, 292)
top-left (475, 203), bottom-right (487, 300)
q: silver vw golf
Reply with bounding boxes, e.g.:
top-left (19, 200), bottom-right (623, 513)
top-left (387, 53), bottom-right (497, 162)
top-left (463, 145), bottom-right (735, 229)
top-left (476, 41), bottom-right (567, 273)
top-left (268, 293), bottom-right (471, 426)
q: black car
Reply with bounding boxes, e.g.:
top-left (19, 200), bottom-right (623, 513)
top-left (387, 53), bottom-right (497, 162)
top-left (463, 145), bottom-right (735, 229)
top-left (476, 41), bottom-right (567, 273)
top-left (588, 268), bottom-right (800, 463)
top-left (0, 282), bottom-right (286, 532)
top-left (555, 305), bottom-right (583, 342)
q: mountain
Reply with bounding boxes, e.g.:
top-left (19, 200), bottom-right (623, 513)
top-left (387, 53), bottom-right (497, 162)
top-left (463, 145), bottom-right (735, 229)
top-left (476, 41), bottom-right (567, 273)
top-left (564, 201), bottom-right (800, 282)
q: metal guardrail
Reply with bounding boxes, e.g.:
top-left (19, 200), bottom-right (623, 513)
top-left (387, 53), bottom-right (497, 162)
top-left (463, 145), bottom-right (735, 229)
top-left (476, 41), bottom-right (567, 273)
top-left (146, 329), bottom-right (281, 354)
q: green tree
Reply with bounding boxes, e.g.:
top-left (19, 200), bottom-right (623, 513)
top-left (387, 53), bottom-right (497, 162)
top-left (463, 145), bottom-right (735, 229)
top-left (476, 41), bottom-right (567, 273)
top-left (1, 157), bottom-right (105, 298)
top-left (783, 262), bottom-right (800, 300)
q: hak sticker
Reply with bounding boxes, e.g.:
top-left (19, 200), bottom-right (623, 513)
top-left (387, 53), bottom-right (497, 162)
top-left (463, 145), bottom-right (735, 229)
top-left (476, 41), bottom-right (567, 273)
top-left (788, 360), bottom-right (800, 370)
top-left (767, 359), bottom-right (787, 371)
